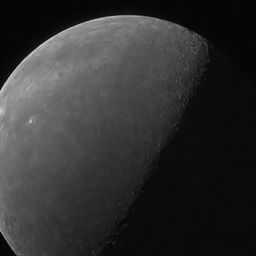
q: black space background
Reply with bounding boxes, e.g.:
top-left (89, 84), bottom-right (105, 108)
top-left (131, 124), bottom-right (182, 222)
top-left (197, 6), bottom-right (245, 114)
top-left (0, 1), bottom-right (255, 255)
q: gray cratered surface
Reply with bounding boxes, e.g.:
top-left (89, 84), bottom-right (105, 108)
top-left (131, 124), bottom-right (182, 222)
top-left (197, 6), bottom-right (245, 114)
top-left (0, 15), bottom-right (209, 256)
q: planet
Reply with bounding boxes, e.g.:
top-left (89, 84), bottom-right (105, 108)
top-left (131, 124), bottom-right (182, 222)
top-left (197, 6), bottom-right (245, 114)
top-left (0, 15), bottom-right (209, 256)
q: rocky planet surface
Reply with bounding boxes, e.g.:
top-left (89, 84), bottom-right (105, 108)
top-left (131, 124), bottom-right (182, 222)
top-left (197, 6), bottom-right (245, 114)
top-left (0, 15), bottom-right (209, 256)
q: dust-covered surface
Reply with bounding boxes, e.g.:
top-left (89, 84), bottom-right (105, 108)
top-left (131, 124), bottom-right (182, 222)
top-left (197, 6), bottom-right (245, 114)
top-left (0, 15), bottom-right (209, 256)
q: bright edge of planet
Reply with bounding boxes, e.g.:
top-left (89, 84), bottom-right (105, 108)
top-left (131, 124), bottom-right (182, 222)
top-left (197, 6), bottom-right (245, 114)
top-left (0, 15), bottom-right (210, 256)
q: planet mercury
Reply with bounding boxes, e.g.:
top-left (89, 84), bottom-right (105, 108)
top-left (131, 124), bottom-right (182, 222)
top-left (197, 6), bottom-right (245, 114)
top-left (0, 15), bottom-right (209, 255)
